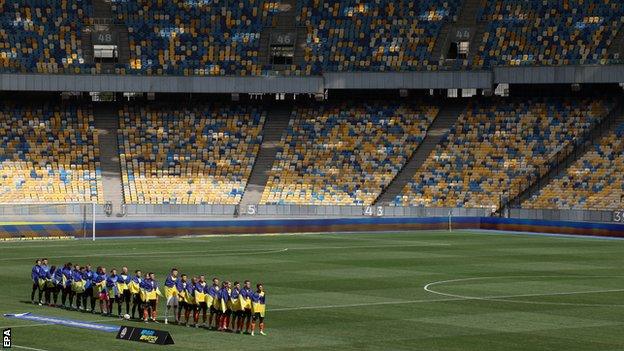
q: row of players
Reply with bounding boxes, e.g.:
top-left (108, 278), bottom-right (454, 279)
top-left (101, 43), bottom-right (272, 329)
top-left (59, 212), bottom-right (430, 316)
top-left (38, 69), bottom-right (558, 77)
top-left (30, 258), bottom-right (267, 336)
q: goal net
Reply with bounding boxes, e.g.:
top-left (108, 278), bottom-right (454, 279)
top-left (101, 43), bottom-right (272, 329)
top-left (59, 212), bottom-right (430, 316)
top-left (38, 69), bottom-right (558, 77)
top-left (0, 203), bottom-right (97, 241)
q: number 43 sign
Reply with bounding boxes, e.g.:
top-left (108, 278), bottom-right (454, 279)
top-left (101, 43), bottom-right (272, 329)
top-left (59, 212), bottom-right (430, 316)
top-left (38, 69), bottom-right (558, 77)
top-left (364, 206), bottom-right (384, 217)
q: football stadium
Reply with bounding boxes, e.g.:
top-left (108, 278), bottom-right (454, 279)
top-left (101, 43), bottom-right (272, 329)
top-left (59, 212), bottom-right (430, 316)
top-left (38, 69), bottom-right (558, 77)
top-left (1, 0), bottom-right (624, 350)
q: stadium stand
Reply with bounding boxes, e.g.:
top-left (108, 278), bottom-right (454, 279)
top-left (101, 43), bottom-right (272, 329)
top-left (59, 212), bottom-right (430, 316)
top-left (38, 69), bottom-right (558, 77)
top-left (260, 102), bottom-right (439, 206)
top-left (110, 0), bottom-right (268, 76)
top-left (0, 0), bottom-right (93, 74)
top-left (474, 0), bottom-right (624, 67)
top-left (394, 98), bottom-right (613, 210)
top-left (118, 103), bottom-right (265, 204)
top-left (523, 121), bottom-right (624, 210)
top-left (0, 101), bottom-right (102, 203)
top-left (298, 0), bottom-right (462, 73)
top-left (3, 0), bottom-right (624, 75)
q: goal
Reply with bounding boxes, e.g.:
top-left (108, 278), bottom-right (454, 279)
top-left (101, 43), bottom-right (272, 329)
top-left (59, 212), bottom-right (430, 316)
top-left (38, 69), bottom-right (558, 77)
top-left (0, 202), bottom-right (97, 241)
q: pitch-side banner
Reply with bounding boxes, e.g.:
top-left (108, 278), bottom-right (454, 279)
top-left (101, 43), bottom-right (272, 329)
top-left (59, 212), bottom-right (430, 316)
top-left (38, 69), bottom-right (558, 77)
top-left (116, 325), bottom-right (175, 345)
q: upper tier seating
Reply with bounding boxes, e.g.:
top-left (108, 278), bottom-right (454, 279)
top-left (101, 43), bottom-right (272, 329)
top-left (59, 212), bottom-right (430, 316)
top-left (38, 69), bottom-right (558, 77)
top-left (0, 101), bottom-right (101, 203)
top-left (395, 98), bottom-right (612, 210)
top-left (111, 0), bottom-right (270, 76)
top-left (298, 0), bottom-right (462, 74)
top-left (474, 0), bottom-right (624, 67)
top-left (0, 0), bottom-right (93, 74)
top-left (260, 102), bottom-right (438, 205)
top-left (118, 104), bottom-right (264, 204)
top-left (523, 121), bottom-right (624, 210)
top-left (4, 0), bottom-right (624, 75)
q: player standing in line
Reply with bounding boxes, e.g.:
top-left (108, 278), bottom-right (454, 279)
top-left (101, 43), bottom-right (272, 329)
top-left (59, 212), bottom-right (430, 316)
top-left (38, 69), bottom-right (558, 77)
top-left (39, 258), bottom-right (50, 305)
top-left (30, 259), bottom-right (42, 304)
top-left (92, 266), bottom-right (108, 315)
top-left (176, 274), bottom-right (189, 324)
top-left (230, 281), bottom-right (243, 333)
top-left (218, 281), bottom-right (232, 332)
top-left (163, 268), bottom-right (179, 325)
top-left (40, 264), bottom-right (54, 306)
top-left (106, 268), bottom-right (120, 316)
top-left (60, 263), bottom-right (73, 309)
top-left (129, 270), bottom-right (143, 319)
top-left (52, 264), bottom-right (64, 306)
top-left (207, 277), bottom-right (220, 330)
top-left (42, 265), bottom-right (56, 306)
top-left (71, 265), bottom-right (86, 310)
top-left (241, 280), bottom-right (253, 334)
top-left (117, 266), bottom-right (131, 317)
top-left (250, 283), bottom-right (266, 336)
top-left (185, 276), bottom-right (198, 327)
top-left (196, 275), bottom-right (208, 327)
top-left (141, 272), bottom-right (160, 323)
top-left (83, 264), bottom-right (95, 312)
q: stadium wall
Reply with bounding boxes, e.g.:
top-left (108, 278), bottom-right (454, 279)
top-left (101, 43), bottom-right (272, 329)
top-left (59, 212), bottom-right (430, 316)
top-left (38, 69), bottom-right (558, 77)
top-left (3, 65), bottom-right (624, 93)
top-left (1, 216), bottom-right (624, 239)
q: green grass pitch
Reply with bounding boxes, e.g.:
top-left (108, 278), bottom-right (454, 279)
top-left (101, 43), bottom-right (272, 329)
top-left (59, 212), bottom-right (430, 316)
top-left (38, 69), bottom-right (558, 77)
top-left (1, 230), bottom-right (624, 351)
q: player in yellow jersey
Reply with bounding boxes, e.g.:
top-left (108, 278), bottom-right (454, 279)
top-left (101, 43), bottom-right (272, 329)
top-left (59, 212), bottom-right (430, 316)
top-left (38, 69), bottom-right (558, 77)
top-left (250, 283), bottom-right (266, 336)
top-left (128, 270), bottom-right (142, 319)
top-left (230, 281), bottom-right (244, 333)
top-left (240, 280), bottom-right (253, 334)
top-left (163, 268), bottom-right (179, 325)
top-left (207, 277), bottom-right (220, 330)
top-left (176, 274), bottom-right (188, 325)
top-left (195, 275), bottom-right (208, 327)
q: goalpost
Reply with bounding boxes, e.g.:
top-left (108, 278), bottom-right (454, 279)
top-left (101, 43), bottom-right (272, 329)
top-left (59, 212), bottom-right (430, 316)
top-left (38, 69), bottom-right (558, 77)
top-left (0, 202), bottom-right (97, 241)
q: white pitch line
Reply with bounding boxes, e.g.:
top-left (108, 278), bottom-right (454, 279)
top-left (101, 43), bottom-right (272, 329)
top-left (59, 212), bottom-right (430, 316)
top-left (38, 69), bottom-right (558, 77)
top-left (423, 275), bottom-right (624, 307)
top-left (0, 242), bottom-right (447, 262)
top-left (0, 248), bottom-right (288, 261)
top-left (4, 318), bottom-right (113, 329)
top-left (270, 298), bottom-right (459, 312)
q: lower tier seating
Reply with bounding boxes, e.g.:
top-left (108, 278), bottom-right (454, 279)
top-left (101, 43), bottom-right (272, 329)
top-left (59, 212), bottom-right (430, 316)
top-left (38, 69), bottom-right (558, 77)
top-left (396, 98), bottom-right (613, 210)
top-left (260, 102), bottom-right (438, 205)
top-left (524, 121), bottom-right (624, 210)
top-left (0, 101), bottom-right (101, 203)
top-left (118, 104), bottom-right (265, 204)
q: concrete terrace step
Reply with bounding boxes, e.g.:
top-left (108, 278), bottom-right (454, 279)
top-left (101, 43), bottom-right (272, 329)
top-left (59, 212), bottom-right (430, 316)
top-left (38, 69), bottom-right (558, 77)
top-left (239, 106), bottom-right (293, 210)
top-left (374, 101), bottom-right (467, 205)
top-left (93, 103), bottom-right (124, 213)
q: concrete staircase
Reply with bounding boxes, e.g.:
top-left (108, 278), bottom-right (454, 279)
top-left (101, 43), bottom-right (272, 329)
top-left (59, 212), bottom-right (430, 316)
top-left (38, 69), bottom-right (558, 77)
top-left (239, 106), bottom-right (292, 210)
top-left (608, 23), bottom-right (624, 60)
top-left (113, 24), bottom-right (131, 65)
top-left (466, 23), bottom-right (487, 64)
top-left (507, 99), bottom-right (624, 209)
top-left (92, 0), bottom-right (113, 19)
top-left (81, 29), bottom-right (94, 65)
top-left (457, 0), bottom-right (484, 26)
top-left (431, 23), bottom-right (452, 62)
top-left (374, 101), bottom-right (466, 205)
top-left (94, 104), bottom-right (124, 214)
